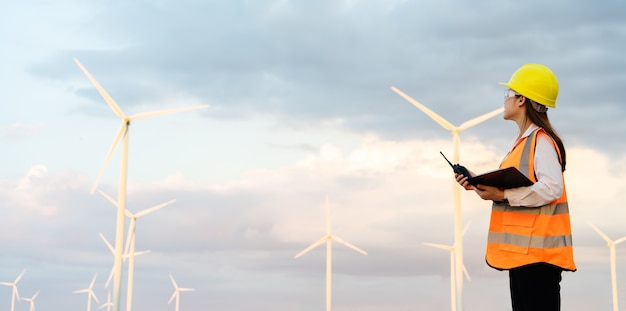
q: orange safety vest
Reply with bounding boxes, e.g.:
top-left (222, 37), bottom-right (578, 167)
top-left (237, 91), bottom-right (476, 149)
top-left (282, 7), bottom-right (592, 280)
top-left (485, 128), bottom-right (576, 271)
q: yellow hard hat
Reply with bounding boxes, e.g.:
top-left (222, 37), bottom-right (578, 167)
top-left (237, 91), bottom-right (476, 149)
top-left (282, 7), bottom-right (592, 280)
top-left (499, 64), bottom-right (559, 108)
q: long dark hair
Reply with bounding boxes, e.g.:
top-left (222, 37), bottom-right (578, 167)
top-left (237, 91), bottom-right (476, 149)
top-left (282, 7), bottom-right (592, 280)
top-left (523, 98), bottom-right (566, 171)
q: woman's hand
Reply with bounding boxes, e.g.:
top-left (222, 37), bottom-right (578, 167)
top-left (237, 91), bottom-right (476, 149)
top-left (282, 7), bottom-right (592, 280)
top-left (455, 170), bottom-right (506, 202)
top-left (455, 173), bottom-right (475, 191)
top-left (473, 185), bottom-right (506, 202)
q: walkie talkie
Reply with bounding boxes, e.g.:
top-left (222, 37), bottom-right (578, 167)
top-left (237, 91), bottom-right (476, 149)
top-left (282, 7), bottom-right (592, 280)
top-left (440, 151), bottom-right (472, 181)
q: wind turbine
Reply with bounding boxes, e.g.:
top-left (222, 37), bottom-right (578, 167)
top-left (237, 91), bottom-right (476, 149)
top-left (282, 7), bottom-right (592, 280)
top-left (588, 221), bottom-right (626, 311)
top-left (20, 290), bottom-right (39, 311)
top-left (98, 232), bottom-right (150, 289)
top-left (294, 195), bottom-right (367, 311)
top-left (423, 222), bottom-right (472, 311)
top-left (99, 291), bottom-right (113, 311)
top-left (392, 86), bottom-right (503, 311)
top-left (74, 57), bottom-right (208, 311)
top-left (0, 269), bottom-right (26, 311)
top-left (168, 274), bottom-right (195, 311)
top-left (99, 190), bottom-right (175, 311)
top-left (73, 274), bottom-right (99, 311)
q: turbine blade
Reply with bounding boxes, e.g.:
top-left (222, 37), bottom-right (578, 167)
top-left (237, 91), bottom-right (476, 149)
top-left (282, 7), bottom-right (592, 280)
top-left (462, 221), bottom-right (472, 236)
top-left (89, 274), bottom-right (98, 289)
top-left (179, 288), bottom-right (195, 292)
top-left (32, 290), bottom-right (40, 299)
top-left (463, 264), bottom-right (472, 282)
top-left (100, 302), bottom-right (112, 309)
top-left (169, 274), bottom-right (179, 289)
top-left (135, 199), bottom-right (176, 218)
top-left (128, 105), bottom-right (209, 121)
top-left (124, 219), bottom-right (137, 255)
top-left (391, 86), bottom-right (455, 131)
top-left (98, 190), bottom-right (118, 208)
top-left (615, 236), bottom-right (626, 245)
top-left (294, 236), bottom-right (330, 259)
top-left (325, 195), bottom-right (331, 235)
top-left (124, 209), bottom-right (135, 218)
top-left (73, 289), bottom-right (88, 294)
top-left (168, 292), bottom-right (177, 304)
top-left (588, 221), bottom-right (613, 245)
top-left (99, 233), bottom-right (115, 253)
top-left (134, 250), bottom-right (151, 256)
top-left (105, 268), bottom-right (114, 288)
top-left (423, 242), bottom-right (453, 251)
top-left (74, 58), bottom-right (126, 119)
top-left (90, 291), bottom-right (100, 303)
top-left (14, 269), bottom-right (26, 283)
top-left (458, 107), bottom-right (504, 131)
top-left (90, 122), bottom-right (126, 194)
top-left (333, 236), bottom-right (368, 255)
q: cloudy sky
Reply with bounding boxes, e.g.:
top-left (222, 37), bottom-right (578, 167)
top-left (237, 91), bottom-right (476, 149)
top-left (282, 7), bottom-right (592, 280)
top-left (2, 0), bottom-right (626, 310)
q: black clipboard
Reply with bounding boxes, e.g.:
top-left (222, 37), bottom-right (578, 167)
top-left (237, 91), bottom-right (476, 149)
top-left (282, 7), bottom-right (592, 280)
top-left (468, 167), bottom-right (534, 189)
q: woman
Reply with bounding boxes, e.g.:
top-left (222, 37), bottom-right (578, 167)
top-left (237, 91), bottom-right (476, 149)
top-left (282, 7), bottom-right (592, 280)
top-left (456, 64), bottom-right (576, 311)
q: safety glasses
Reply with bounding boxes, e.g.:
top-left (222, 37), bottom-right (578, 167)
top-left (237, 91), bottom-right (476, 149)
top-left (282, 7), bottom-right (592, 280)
top-left (504, 89), bottom-right (521, 99)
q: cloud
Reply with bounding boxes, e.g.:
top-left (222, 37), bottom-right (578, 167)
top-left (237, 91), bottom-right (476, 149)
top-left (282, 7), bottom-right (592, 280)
top-left (23, 0), bottom-right (626, 155)
top-left (0, 123), bottom-right (45, 142)
top-left (3, 132), bottom-right (626, 310)
top-left (0, 123), bottom-right (45, 132)
top-left (16, 164), bottom-right (48, 189)
top-left (2, 165), bottom-right (58, 216)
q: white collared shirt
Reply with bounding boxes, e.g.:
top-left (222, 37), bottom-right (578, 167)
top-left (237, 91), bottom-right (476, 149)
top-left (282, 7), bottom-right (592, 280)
top-left (503, 123), bottom-right (564, 207)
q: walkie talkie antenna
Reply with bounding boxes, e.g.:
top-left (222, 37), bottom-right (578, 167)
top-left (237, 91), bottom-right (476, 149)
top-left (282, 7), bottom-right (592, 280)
top-left (440, 151), bottom-right (454, 168)
top-left (440, 151), bottom-right (472, 180)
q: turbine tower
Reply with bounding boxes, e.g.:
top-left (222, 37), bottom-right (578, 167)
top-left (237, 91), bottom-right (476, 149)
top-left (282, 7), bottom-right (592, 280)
top-left (589, 221), bottom-right (626, 311)
top-left (0, 269), bottom-right (26, 311)
top-left (20, 290), bottom-right (40, 311)
top-left (74, 57), bottom-right (208, 311)
top-left (99, 190), bottom-right (174, 311)
top-left (423, 222), bottom-right (472, 311)
top-left (392, 86), bottom-right (503, 311)
top-left (168, 274), bottom-right (195, 311)
top-left (294, 195), bottom-right (367, 311)
top-left (73, 274), bottom-right (99, 311)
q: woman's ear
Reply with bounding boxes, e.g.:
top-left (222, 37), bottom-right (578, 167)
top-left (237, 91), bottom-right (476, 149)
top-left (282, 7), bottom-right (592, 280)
top-left (517, 96), bottom-right (526, 107)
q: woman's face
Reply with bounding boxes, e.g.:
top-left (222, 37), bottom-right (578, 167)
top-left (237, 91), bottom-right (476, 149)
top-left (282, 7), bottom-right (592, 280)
top-left (503, 89), bottom-right (523, 121)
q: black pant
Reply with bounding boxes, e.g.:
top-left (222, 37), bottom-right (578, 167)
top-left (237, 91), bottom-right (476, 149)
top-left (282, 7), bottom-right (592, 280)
top-left (509, 263), bottom-right (562, 311)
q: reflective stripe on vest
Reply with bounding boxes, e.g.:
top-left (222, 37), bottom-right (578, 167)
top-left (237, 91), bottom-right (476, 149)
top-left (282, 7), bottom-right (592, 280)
top-left (486, 128), bottom-right (576, 271)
